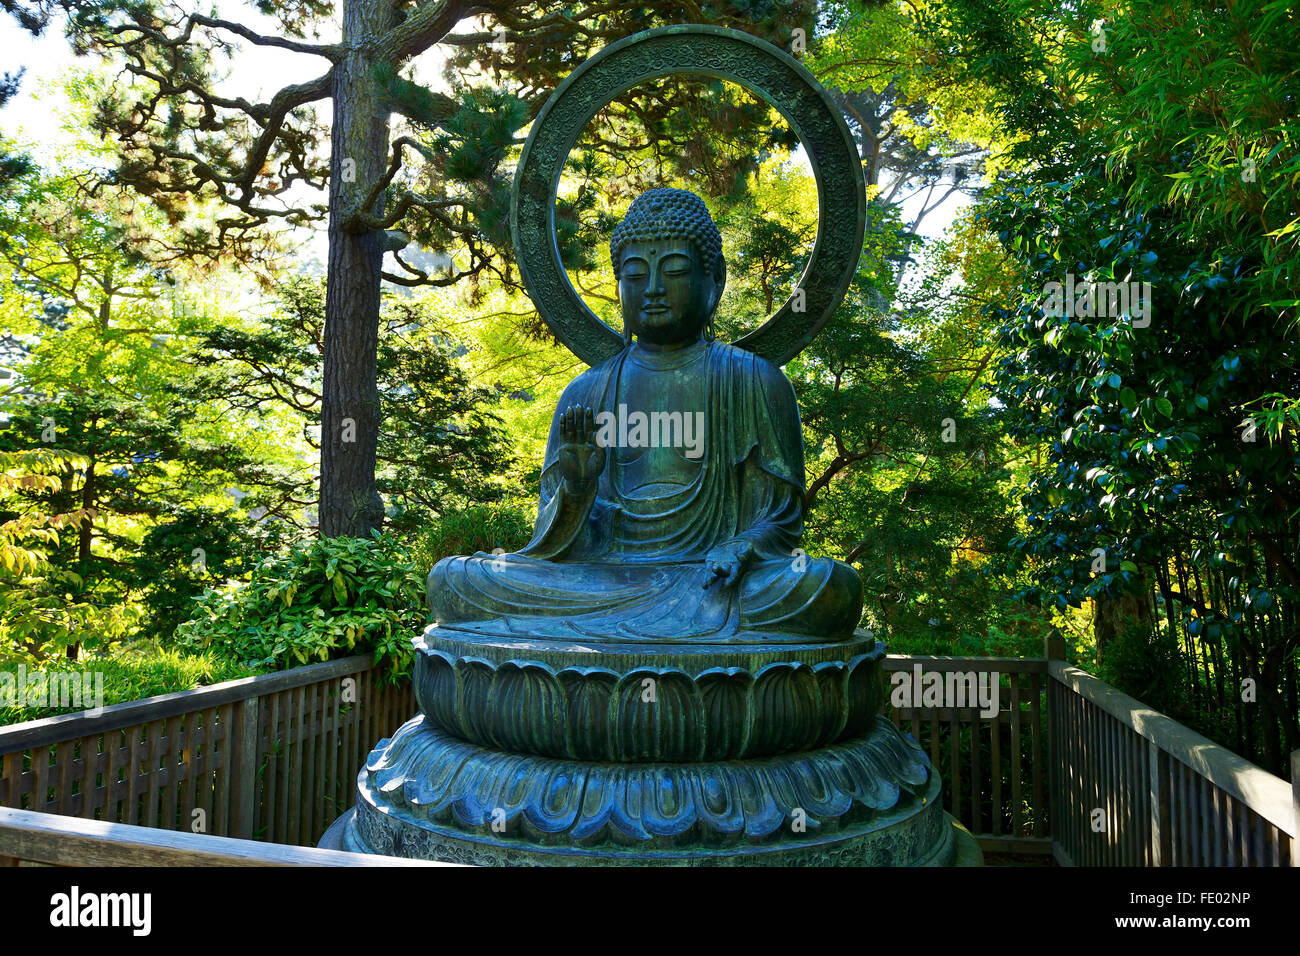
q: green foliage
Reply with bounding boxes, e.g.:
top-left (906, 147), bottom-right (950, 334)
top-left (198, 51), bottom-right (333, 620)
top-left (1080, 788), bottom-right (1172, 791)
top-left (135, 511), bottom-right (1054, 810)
top-left (0, 648), bottom-right (257, 724)
top-left (934, 0), bottom-right (1300, 768)
top-left (376, 309), bottom-right (520, 529)
top-left (127, 507), bottom-right (296, 646)
top-left (176, 532), bottom-right (425, 681)
top-left (182, 276), bottom-right (521, 532)
top-left (0, 150), bottom-right (309, 657)
top-left (408, 503), bottom-right (534, 578)
top-left (1091, 620), bottom-right (1189, 729)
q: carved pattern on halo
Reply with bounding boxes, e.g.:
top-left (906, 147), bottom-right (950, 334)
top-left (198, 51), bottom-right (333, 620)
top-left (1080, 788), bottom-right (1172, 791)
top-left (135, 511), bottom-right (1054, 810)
top-left (510, 26), bottom-right (866, 367)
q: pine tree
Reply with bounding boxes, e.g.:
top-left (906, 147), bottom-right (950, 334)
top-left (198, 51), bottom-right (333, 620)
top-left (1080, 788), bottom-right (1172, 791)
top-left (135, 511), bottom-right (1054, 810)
top-left (4, 0), bottom-right (815, 537)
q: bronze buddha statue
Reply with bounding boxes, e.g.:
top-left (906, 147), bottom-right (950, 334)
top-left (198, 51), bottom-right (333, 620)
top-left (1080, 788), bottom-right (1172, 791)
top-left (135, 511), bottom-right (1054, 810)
top-left (427, 188), bottom-right (863, 643)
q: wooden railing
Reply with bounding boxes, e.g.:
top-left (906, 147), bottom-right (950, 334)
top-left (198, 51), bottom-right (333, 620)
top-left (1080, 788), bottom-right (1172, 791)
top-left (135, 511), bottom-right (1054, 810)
top-left (0, 656), bottom-right (414, 849)
top-left (883, 639), bottom-right (1297, 865)
top-left (1048, 657), bottom-right (1297, 866)
top-left (0, 805), bottom-right (445, 866)
top-left (883, 655), bottom-right (1052, 858)
top-left (1, 644), bottom-right (1295, 866)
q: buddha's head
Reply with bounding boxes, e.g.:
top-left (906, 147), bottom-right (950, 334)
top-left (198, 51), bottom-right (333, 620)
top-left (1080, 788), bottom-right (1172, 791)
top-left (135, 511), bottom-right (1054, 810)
top-left (610, 188), bottom-right (726, 347)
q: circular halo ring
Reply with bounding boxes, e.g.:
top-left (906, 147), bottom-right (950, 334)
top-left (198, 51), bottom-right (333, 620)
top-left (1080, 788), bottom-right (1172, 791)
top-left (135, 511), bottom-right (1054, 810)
top-left (510, 24), bottom-right (866, 368)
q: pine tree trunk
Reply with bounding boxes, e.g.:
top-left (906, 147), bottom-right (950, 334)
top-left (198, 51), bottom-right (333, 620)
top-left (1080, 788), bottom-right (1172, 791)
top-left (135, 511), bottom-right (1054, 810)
top-left (1093, 591), bottom-right (1152, 660)
top-left (319, 0), bottom-right (395, 538)
top-left (70, 458), bottom-right (94, 661)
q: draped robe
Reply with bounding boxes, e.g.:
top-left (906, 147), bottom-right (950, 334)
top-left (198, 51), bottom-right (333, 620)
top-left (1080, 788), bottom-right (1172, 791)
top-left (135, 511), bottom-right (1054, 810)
top-left (426, 339), bottom-right (862, 643)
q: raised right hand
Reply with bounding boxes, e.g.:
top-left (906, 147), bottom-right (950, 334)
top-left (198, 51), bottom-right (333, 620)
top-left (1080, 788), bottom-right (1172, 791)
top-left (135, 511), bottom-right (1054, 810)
top-left (556, 404), bottom-right (606, 490)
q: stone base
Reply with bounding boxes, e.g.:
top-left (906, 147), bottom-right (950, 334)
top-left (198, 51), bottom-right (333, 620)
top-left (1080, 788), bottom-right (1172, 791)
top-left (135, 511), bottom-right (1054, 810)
top-left (322, 805), bottom-right (980, 867)
top-left (330, 712), bottom-right (966, 865)
top-left (322, 627), bottom-right (980, 866)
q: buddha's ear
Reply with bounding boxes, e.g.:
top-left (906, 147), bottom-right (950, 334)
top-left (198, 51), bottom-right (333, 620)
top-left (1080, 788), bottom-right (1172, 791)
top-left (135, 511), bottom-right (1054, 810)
top-left (707, 264), bottom-right (726, 316)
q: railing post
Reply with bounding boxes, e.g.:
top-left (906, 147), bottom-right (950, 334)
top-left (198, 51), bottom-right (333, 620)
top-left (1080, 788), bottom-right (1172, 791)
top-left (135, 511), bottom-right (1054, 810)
top-left (1291, 749), bottom-right (1299, 867)
top-left (230, 697), bottom-right (260, 841)
top-left (1149, 741), bottom-right (1170, 866)
top-left (1044, 631), bottom-right (1064, 862)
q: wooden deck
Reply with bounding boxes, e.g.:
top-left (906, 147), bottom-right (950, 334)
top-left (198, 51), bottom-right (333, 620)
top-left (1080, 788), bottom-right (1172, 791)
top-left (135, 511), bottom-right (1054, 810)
top-left (1, 637), bottom-right (1295, 865)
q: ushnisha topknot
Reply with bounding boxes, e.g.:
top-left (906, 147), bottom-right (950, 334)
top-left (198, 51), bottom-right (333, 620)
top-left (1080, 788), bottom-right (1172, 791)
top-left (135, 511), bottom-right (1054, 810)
top-left (609, 187), bottom-right (725, 284)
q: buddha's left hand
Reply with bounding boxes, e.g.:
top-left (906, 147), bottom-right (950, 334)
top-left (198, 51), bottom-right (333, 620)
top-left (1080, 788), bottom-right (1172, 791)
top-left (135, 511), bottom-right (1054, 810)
top-left (703, 539), bottom-right (756, 589)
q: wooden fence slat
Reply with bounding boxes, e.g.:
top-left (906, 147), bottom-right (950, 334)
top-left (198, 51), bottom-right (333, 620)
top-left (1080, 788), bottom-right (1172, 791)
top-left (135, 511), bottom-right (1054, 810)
top-left (163, 716), bottom-right (181, 831)
top-left (1148, 741), bottom-right (1164, 865)
top-left (365, 672), bottom-right (379, 764)
top-left (306, 682), bottom-right (322, 843)
top-left (1237, 801), bottom-right (1251, 866)
top-left (1069, 682), bottom-right (1079, 858)
top-left (1224, 790), bottom-right (1237, 867)
top-left (1030, 674), bottom-right (1044, 837)
top-left (32, 741), bottom-right (49, 813)
top-left (1199, 773), bottom-right (1212, 866)
top-left (102, 730), bottom-right (120, 823)
top-left (1087, 696), bottom-right (1099, 865)
top-left (972, 691), bottom-right (977, 832)
top-left (1009, 674), bottom-right (1022, 836)
top-left (276, 691), bottom-right (292, 845)
top-left (145, 719), bottom-right (164, 829)
top-left (181, 714), bottom-right (198, 833)
top-left (1103, 713), bottom-right (1114, 864)
top-left (232, 697), bottom-right (259, 841)
top-left (1124, 728), bottom-right (1136, 864)
top-left (0, 752), bottom-right (14, 808)
top-left (1110, 713), bottom-right (1122, 864)
top-left (990, 685), bottom-right (1002, 837)
top-left (263, 690), bottom-right (281, 843)
top-left (198, 707), bottom-right (217, 834)
top-left (288, 685), bottom-right (305, 846)
top-left (224, 703), bottom-right (238, 834)
top-left (927, 708), bottom-right (939, 777)
top-left (54, 740), bottom-right (74, 815)
top-left (125, 725), bottom-right (144, 826)
top-left (325, 679), bottom-right (340, 827)
top-left (340, 685), bottom-right (354, 818)
top-left (77, 735), bottom-right (97, 820)
top-left (948, 713), bottom-right (960, 822)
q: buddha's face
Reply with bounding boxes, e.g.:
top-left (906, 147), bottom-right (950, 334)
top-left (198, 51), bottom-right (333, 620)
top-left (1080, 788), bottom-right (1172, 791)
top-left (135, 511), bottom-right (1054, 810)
top-left (617, 239), bottom-right (718, 347)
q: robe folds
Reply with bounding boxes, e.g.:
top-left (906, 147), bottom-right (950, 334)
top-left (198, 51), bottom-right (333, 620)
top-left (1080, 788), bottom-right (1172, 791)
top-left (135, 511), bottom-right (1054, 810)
top-left (427, 340), bottom-right (862, 643)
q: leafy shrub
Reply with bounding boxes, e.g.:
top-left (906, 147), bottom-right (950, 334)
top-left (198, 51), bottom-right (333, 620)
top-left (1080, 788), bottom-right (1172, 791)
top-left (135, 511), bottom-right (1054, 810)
top-left (409, 503), bottom-right (533, 575)
top-left (176, 531), bottom-right (425, 680)
top-left (0, 648), bottom-right (256, 724)
top-left (129, 506), bottom-right (298, 644)
top-left (1093, 622), bottom-right (1190, 729)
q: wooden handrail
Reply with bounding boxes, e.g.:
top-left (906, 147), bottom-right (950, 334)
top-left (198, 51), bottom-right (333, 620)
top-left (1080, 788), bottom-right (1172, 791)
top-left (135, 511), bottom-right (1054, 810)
top-left (1049, 661), bottom-right (1295, 836)
top-left (0, 806), bottom-right (450, 866)
top-left (0, 656), bottom-right (380, 751)
top-left (883, 655), bottom-right (1048, 674)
